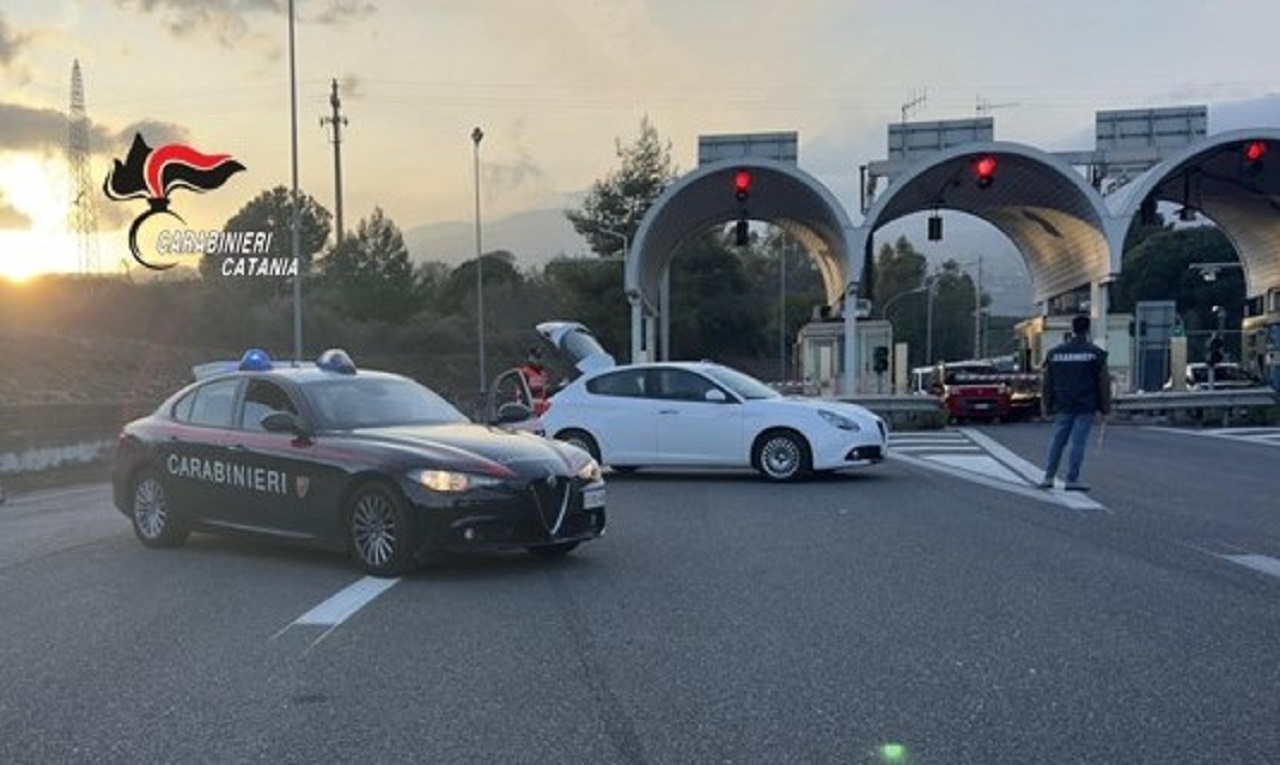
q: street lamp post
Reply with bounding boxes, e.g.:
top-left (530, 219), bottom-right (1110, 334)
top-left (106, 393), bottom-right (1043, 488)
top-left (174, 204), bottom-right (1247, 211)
top-left (881, 281), bottom-right (936, 366)
top-left (472, 126), bottom-right (486, 394)
top-left (287, 0), bottom-right (303, 361)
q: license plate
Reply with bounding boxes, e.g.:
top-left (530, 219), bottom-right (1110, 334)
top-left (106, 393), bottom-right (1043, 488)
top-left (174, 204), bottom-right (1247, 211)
top-left (973, 402), bottom-right (991, 409)
top-left (582, 487), bottom-right (606, 509)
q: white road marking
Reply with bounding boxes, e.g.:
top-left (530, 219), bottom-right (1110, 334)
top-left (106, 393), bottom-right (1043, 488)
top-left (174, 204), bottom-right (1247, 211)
top-left (293, 576), bottom-right (400, 625)
top-left (1147, 426), bottom-right (1280, 447)
top-left (1220, 553), bottom-right (1280, 580)
top-left (274, 576), bottom-right (400, 650)
top-left (888, 429), bottom-right (1107, 512)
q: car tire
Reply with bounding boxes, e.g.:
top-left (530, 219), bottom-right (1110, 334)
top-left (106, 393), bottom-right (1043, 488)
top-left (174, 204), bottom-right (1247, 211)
top-left (130, 469), bottom-right (189, 548)
top-left (556, 429), bottom-right (601, 463)
top-left (347, 482), bottom-right (417, 577)
top-left (753, 430), bottom-right (812, 482)
top-left (527, 541), bottom-right (580, 557)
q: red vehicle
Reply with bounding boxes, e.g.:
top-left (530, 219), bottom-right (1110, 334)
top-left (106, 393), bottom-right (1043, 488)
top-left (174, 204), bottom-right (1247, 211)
top-left (930, 362), bottom-right (1014, 423)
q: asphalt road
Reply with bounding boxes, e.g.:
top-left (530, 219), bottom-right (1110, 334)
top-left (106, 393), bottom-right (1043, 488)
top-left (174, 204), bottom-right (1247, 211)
top-left (2, 422), bottom-right (1278, 764)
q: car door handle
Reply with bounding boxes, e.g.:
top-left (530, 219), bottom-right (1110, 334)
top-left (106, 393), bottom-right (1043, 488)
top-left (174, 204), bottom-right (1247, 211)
top-left (228, 444), bottom-right (247, 452)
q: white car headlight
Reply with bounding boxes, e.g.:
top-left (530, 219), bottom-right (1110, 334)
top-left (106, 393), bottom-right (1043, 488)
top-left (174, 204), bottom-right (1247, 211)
top-left (409, 469), bottom-right (504, 493)
top-left (818, 409), bottom-right (861, 431)
top-left (577, 458), bottom-right (603, 483)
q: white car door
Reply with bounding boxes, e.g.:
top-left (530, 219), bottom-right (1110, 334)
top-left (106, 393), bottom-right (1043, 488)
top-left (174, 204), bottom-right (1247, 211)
top-left (576, 368), bottom-right (657, 465)
top-left (652, 368), bottom-right (744, 466)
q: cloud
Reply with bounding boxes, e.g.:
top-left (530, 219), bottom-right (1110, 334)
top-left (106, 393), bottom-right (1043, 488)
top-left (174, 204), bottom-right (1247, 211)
top-left (0, 197), bottom-right (31, 229)
top-left (112, 0), bottom-right (375, 46)
top-left (0, 12), bottom-right (31, 68)
top-left (0, 102), bottom-right (68, 153)
top-left (112, 119), bottom-right (191, 151)
top-left (310, 0), bottom-right (376, 25)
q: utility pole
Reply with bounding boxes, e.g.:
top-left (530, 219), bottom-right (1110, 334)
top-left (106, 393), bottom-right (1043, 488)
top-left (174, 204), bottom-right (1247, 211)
top-left (320, 78), bottom-right (348, 244)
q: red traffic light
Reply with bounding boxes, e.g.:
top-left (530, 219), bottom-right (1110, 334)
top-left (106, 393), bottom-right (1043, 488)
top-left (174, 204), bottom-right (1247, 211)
top-left (1245, 140), bottom-right (1268, 164)
top-left (974, 155), bottom-right (997, 187)
top-left (734, 169), bottom-right (752, 200)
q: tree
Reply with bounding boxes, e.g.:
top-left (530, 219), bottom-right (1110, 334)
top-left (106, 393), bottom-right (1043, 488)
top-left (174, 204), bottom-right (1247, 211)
top-left (316, 208), bottom-right (418, 323)
top-left (565, 116), bottom-right (678, 257)
top-left (1112, 225), bottom-right (1244, 343)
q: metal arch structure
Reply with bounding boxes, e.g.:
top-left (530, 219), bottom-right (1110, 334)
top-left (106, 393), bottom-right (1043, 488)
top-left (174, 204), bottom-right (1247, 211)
top-left (1106, 127), bottom-right (1280, 298)
top-left (855, 141), bottom-right (1114, 308)
top-left (625, 158), bottom-right (857, 364)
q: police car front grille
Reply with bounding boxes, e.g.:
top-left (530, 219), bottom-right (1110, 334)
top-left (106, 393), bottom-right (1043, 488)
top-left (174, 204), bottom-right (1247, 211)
top-left (527, 476), bottom-right (574, 535)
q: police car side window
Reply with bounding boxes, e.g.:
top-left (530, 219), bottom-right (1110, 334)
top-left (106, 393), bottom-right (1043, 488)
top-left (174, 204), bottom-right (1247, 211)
top-left (188, 378), bottom-right (239, 428)
top-left (171, 390), bottom-right (195, 422)
top-left (240, 380), bottom-right (298, 431)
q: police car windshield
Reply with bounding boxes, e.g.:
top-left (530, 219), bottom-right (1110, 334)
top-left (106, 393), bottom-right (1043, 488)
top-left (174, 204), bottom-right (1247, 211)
top-left (304, 376), bottom-right (469, 430)
top-left (699, 365), bottom-right (781, 400)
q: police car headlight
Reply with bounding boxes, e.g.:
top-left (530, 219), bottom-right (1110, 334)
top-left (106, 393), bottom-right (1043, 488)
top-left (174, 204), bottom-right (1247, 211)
top-left (577, 458), bottom-right (603, 483)
top-left (410, 469), bottom-right (503, 493)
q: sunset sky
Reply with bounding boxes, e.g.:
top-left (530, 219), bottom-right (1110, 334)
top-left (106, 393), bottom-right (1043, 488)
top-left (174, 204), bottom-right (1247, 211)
top-left (2, 0), bottom-right (1280, 281)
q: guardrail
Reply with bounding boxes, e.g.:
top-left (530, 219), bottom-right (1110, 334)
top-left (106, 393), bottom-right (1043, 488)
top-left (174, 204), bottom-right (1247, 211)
top-left (1114, 388), bottom-right (1278, 426)
top-left (839, 394), bottom-right (947, 429)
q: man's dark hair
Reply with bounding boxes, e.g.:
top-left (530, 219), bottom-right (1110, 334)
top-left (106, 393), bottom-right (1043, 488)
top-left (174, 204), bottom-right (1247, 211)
top-left (1071, 315), bottom-right (1091, 336)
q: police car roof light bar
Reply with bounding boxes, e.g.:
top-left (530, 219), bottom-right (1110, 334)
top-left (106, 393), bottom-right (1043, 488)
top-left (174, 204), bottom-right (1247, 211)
top-left (239, 348), bottom-right (274, 372)
top-left (316, 348), bottom-right (357, 375)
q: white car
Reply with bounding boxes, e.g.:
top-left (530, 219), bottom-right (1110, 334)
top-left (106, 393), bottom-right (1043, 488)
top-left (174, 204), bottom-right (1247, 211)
top-left (535, 322), bottom-right (887, 482)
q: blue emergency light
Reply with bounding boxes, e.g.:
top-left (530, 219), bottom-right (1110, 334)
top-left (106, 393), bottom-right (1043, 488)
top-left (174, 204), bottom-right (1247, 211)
top-left (316, 348), bottom-right (357, 375)
top-left (238, 348), bottom-right (274, 372)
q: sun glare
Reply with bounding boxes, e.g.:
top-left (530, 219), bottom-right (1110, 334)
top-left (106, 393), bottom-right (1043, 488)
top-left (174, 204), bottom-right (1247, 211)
top-left (0, 154), bottom-right (80, 282)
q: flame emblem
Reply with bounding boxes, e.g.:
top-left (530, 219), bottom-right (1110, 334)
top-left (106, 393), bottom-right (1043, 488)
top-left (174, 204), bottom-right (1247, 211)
top-left (103, 133), bottom-right (245, 270)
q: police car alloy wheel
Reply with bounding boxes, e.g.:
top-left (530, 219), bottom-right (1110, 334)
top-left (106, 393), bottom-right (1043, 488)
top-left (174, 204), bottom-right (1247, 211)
top-left (754, 431), bottom-right (810, 482)
top-left (348, 483), bottom-right (416, 577)
top-left (131, 470), bottom-right (189, 547)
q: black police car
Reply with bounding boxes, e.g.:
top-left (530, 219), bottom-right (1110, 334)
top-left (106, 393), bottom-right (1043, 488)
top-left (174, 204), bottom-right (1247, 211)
top-left (111, 348), bottom-right (606, 576)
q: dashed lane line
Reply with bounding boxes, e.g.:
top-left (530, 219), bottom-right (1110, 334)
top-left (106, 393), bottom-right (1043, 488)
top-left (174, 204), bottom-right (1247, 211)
top-left (1219, 553), bottom-right (1280, 581)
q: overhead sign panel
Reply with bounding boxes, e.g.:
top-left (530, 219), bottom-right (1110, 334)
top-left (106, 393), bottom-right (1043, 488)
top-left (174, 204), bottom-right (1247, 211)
top-left (1095, 106), bottom-right (1207, 152)
top-left (698, 132), bottom-right (798, 166)
top-left (888, 118), bottom-right (994, 161)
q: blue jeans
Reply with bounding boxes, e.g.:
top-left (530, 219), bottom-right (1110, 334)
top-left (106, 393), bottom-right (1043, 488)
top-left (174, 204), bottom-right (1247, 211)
top-left (1043, 412), bottom-right (1096, 483)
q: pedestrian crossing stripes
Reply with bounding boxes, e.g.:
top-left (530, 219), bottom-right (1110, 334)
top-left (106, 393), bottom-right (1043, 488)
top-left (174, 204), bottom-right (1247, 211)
top-left (887, 428), bottom-right (1106, 511)
top-left (1147, 426), bottom-right (1280, 448)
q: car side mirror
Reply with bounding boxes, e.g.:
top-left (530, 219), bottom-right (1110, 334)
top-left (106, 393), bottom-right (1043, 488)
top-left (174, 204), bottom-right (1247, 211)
top-left (704, 389), bottom-right (728, 403)
top-left (494, 401), bottom-right (534, 425)
top-left (262, 411), bottom-right (312, 439)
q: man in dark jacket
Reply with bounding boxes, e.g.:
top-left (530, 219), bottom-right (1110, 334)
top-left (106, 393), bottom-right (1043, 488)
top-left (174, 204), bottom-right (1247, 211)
top-left (1038, 315), bottom-right (1112, 491)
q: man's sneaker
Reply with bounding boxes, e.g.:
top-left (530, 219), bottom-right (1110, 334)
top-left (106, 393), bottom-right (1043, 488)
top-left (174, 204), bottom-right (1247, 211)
top-left (1064, 481), bottom-right (1091, 492)
top-left (1036, 478), bottom-right (1054, 489)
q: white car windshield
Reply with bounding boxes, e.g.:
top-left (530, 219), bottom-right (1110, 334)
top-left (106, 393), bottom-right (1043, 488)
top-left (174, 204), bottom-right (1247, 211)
top-left (699, 365), bottom-right (781, 400)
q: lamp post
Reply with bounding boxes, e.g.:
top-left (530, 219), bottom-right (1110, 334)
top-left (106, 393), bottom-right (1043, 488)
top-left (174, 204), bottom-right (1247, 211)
top-left (287, 0), bottom-right (303, 361)
top-left (881, 281), bottom-right (936, 365)
top-left (471, 126), bottom-right (486, 393)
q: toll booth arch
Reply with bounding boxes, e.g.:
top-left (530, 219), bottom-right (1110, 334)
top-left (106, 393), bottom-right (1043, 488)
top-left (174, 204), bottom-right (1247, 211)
top-left (625, 158), bottom-right (857, 363)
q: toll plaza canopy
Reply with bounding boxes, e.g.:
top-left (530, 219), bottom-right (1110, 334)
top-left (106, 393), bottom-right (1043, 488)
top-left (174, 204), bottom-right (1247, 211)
top-left (1107, 127), bottom-right (1280, 299)
top-left (855, 141), bottom-right (1113, 306)
top-left (625, 158), bottom-right (855, 316)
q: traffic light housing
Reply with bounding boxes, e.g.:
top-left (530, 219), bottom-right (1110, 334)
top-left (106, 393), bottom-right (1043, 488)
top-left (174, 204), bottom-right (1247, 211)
top-left (873, 345), bottom-right (890, 374)
top-left (973, 155), bottom-right (997, 189)
top-left (735, 218), bottom-right (749, 247)
top-left (1207, 335), bottom-right (1225, 367)
top-left (927, 213), bottom-right (943, 241)
top-left (1244, 140), bottom-right (1268, 174)
top-left (734, 169), bottom-right (752, 202)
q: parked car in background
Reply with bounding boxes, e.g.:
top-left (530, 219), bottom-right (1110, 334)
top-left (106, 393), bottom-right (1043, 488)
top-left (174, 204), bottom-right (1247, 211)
top-left (1165, 362), bottom-right (1265, 391)
top-left (929, 361), bottom-right (1014, 423)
